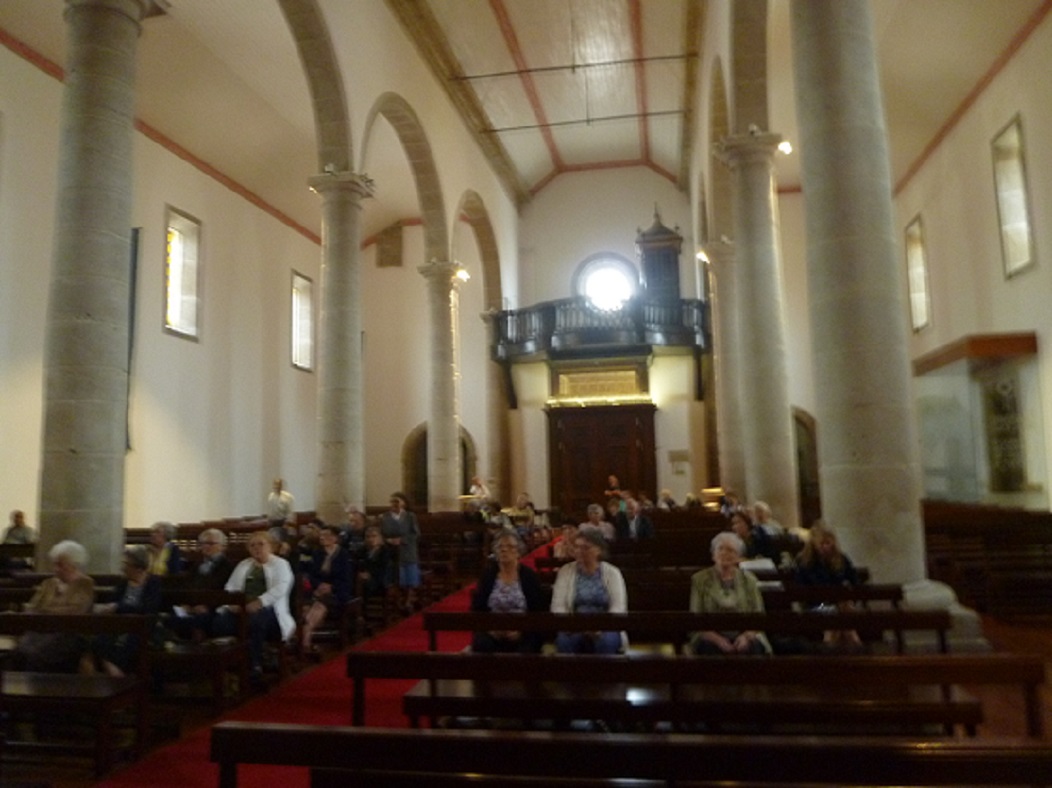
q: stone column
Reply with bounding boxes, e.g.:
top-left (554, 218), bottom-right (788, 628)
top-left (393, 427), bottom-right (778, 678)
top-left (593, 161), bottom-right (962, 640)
top-left (39, 0), bottom-right (149, 572)
top-left (790, 0), bottom-right (927, 585)
top-left (308, 171), bottom-right (372, 524)
top-left (419, 261), bottom-right (463, 511)
top-left (481, 310), bottom-right (510, 504)
top-left (718, 133), bottom-right (800, 531)
top-left (703, 240), bottom-right (746, 497)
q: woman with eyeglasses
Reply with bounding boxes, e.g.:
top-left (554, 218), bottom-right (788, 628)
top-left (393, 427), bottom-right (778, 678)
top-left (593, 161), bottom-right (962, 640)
top-left (550, 528), bottom-right (627, 654)
top-left (470, 530), bottom-right (546, 653)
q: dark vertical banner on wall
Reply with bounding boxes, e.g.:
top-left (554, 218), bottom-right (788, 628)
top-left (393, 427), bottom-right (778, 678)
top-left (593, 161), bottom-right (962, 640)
top-left (126, 227), bottom-right (140, 451)
top-left (982, 371), bottom-right (1025, 492)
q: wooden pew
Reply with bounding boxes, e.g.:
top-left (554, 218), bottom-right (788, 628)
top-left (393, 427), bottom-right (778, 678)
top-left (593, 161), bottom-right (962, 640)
top-left (0, 543), bottom-right (36, 573)
top-left (211, 723), bottom-right (1052, 788)
top-left (0, 612), bottom-right (154, 776)
top-left (624, 578), bottom-right (903, 614)
top-left (422, 610), bottom-right (953, 654)
top-left (923, 500), bottom-right (1052, 620)
top-left (154, 588), bottom-right (251, 714)
top-left (346, 650), bottom-right (1045, 736)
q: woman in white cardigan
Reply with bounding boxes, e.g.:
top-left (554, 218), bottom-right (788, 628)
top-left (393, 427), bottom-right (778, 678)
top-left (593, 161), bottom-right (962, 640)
top-left (218, 531), bottom-right (295, 682)
top-left (550, 527), bottom-right (627, 653)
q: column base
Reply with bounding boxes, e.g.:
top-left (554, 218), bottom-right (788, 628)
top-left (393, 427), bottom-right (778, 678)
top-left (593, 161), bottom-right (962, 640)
top-left (900, 579), bottom-right (990, 653)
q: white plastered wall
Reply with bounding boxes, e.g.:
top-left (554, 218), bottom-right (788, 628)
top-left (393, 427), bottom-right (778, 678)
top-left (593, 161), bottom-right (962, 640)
top-left (517, 168), bottom-right (695, 307)
top-left (0, 0), bottom-right (521, 525)
top-left (896, 12), bottom-right (1052, 504)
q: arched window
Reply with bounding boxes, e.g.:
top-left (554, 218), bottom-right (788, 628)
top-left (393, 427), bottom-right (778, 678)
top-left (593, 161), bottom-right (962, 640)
top-left (573, 253), bottom-right (639, 311)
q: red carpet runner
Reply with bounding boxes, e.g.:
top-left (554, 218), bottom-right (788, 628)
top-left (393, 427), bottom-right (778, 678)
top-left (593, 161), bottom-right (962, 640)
top-left (99, 542), bottom-right (548, 787)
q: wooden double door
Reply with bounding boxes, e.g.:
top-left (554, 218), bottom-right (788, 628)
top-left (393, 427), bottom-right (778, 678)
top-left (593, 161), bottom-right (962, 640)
top-left (547, 404), bottom-right (656, 521)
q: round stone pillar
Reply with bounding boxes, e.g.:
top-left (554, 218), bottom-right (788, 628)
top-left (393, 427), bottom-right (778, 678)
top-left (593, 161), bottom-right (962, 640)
top-left (719, 133), bottom-right (800, 530)
top-left (419, 261), bottom-right (464, 512)
top-left (39, 0), bottom-right (149, 572)
top-left (790, 0), bottom-right (926, 584)
top-left (703, 240), bottom-right (746, 497)
top-left (481, 310), bottom-right (510, 504)
top-left (308, 171), bottom-right (372, 524)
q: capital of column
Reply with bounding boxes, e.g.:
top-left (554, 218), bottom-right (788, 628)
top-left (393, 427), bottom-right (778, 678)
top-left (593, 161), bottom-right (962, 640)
top-left (715, 131), bottom-right (783, 169)
top-left (417, 260), bottom-right (465, 290)
top-left (65, 0), bottom-right (151, 25)
top-left (307, 170), bottom-right (374, 200)
top-left (700, 238), bottom-right (735, 269)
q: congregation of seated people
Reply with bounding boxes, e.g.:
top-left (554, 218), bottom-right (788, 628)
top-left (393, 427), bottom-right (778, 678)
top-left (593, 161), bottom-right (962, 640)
top-left (4, 486), bottom-right (859, 678)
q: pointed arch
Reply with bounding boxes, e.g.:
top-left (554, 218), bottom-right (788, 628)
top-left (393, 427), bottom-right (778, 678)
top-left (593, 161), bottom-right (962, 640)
top-left (360, 92), bottom-right (449, 263)
top-left (277, 0), bottom-right (352, 171)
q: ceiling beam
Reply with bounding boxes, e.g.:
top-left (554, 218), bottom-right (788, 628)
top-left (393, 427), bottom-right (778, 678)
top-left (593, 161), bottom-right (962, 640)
top-left (385, 0), bottom-right (531, 208)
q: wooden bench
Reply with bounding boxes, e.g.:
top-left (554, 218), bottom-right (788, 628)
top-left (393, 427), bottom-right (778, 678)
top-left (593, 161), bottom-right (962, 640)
top-left (211, 723), bottom-right (1052, 787)
top-left (422, 609), bottom-right (953, 654)
top-left (346, 650), bottom-right (1045, 737)
top-left (155, 588), bottom-right (250, 714)
top-left (924, 500), bottom-right (1052, 619)
top-left (0, 612), bottom-right (154, 776)
top-left (0, 543), bottom-right (36, 573)
top-left (619, 575), bottom-right (903, 612)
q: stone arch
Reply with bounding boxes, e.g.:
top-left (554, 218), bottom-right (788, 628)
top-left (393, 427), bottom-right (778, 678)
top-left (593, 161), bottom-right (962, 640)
top-left (276, 0), bottom-right (352, 171)
top-left (792, 406), bottom-right (822, 528)
top-left (402, 422), bottom-right (478, 507)
top-left (360, 92), bottom-right (449, 263)
top-left (452, 190), bottom-right (502, 311)
top-left (730, 0), bottom-right (769, 134)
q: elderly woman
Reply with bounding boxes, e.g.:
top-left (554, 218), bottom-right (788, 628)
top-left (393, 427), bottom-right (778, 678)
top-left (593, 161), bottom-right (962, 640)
top-left (148, 521), bottom-right (183, 576)
top-left (688, 531), bottom-right (770, 655)
top-left (93, 546), bottom-right (162, 676)
top-left (579, 503), bottom-right (616, 542)
top-left (550, 528), bottom-right (627, 654)
top-left (505, 492), bottom-right (539, 541)
top-left (470, 531), bottom-right (547, 653)
top-left (13, 540), bottom-right (95, 672)
top-left (216, 531), bottom-right (295, 684)
top-left (381, 492), bottom-right (421, 614)
top-left (299, 524), bottom-right (353, 654)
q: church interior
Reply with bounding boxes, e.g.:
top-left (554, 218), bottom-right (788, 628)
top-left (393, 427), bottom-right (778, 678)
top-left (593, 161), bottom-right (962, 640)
top-left (0, 0), bottom-right (1051, 784)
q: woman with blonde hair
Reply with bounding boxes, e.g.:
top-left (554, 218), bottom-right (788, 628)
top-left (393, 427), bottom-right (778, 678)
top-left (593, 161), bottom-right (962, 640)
top-left (795, 521), bottom-right (862, 649)
top-left (795, 521), bottom-right (859, 588)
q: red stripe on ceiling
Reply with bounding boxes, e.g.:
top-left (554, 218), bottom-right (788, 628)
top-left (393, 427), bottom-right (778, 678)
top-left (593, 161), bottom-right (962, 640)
top-left (531, 158), bottom-right (677, 196)
top-left (489, 0), bottom-right (564, 170)
top-left (894, 0), bottom-right (1052, 196)
top-left (136, 121), bottom-right (320, 245)
top-left (0, 26), bottom-right (320, 247)
top-left (628, 0), bottom-right (649, 163)
top-left (0, 26), bottom-right (63, 79)
top-left (528, 169), bottom-right (561, 197)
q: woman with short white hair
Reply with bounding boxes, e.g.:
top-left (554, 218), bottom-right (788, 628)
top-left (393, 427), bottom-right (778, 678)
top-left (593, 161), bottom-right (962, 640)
top-left (687, 531), bottom-right (770, 655)
top-left (13, 540), bottom-right (95, 672)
